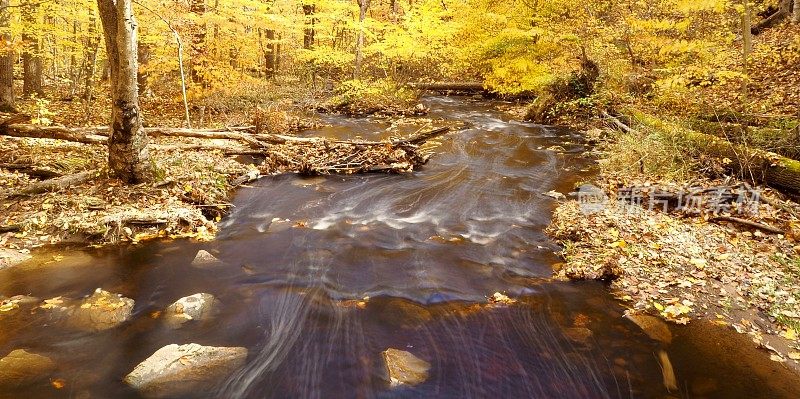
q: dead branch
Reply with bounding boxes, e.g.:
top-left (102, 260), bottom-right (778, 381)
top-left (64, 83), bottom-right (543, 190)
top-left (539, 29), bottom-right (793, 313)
top-left (710, 216), bottom-right (784, 234)
top-left (11, 170), bottom-right (97, 197)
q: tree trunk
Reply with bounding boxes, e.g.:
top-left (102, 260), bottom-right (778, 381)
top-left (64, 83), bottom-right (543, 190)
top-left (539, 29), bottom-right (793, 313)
top-left (189, 0), bottom-right (207, 86)
top-left (83, 12), bottom-right (101, 101)
top-left (0, 0), bottom-right (14, 112)
top-left (354, 0), bottom-right (369, 79)
top-left (97, 0), bottom-right (152, 183)
top-left (22, 2), bottom-right (44, 97)
top-left (303, 4), bottom-right (315, 49)
top-left (265, 29), bottom-right (276, 79)
top-left (793, 0), bottom-right (800, 23)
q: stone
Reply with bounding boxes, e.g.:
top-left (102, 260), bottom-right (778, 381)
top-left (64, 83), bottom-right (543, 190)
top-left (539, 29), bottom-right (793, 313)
top-left (381, 348), bottom-right (430, 388)
top-left (163, 293), bottom-right (217, 328)
top-left (0, 349), bottom-right (56, 388)
top-left (39, 289), bottom-right (134, 332)
top-left (0, 249), bottom-right (31, 270)
top-left (564, 327), bottom-right (593, 345)
top-left (124, 343), bottom-right (247, 398)
top-left (191, 250), bottom-right (222, 268)
top-left (625, 312), bottom-right (672, 344)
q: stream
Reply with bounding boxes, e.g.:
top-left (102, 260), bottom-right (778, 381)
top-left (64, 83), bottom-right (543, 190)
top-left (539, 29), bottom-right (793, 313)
top-left (1, 97), bottom-right (799, 398)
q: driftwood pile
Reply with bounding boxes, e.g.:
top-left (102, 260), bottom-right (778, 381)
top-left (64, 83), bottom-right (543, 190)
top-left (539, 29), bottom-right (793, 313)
top-left (0, 118), bottom-right (454, 196)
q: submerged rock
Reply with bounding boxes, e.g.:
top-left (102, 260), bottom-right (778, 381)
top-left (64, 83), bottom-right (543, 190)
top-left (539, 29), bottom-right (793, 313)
top-left (0, 249), bottom-right (31, 270)
top-left (39, 289), bottom-right (134, 332)
top-left (163, 293), bottom-right (217, 328)
top-left (625, 312), bottom-right (673, 344)
top-left (124, 343), bottom-right (247, 398)
top-left (381, 348), bottom-right (430, 388)
top-left (0, 349), bottom-right (56, 388)
top-left (191, 250), bottom-right (222, 268)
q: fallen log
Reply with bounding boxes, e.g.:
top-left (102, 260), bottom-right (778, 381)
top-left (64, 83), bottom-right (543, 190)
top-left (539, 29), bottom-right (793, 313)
top-left (11, 170), bottom-right (96, 197)
top-left (407, 82), bottom-right (487, 92)
top-left (0, 124), bottom-right (107, 144)
top-left (751, 8), bottom-right (790, 35)
top-left (628, 111), bottom-right (800, 194)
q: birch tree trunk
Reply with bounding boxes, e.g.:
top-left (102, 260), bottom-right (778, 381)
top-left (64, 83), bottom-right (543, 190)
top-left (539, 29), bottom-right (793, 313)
top-left (0, 0), bottom-right (14, 112)
top-left (97, 0), bottom-right (152, 183)
top-left (354, 0), bottom-right (369, 79)
top-left (793, 0), bottom-right (800, 23)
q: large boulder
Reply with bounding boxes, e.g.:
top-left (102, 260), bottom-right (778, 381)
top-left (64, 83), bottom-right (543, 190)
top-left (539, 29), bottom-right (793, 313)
top-left (0, 349), bottom-right (56, 388)
top-left (124, 343), bottom-right (247, 398)
top-left (381, 348), bottom-right (431, 388)
top-left (39, 289), bottom-right (134, 332)
top-left (163, 293), bottom-right (217, 328)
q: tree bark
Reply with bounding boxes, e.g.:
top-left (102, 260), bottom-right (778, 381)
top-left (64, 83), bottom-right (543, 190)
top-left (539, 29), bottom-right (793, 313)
top-left (793, 0), bottom-right (800, 23)
top-left (21, 2), bottom-right (44, 97)
top-left (97, 0), bottom-right (152, 183)
top-left (0, 0), bottom-right (14, 112)
top-left (354, 0), bottom-right (369, 79)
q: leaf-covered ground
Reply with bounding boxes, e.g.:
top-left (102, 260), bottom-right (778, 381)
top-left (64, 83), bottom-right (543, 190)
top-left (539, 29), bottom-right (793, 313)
top-left (548, 180), bottom-right (800, 367)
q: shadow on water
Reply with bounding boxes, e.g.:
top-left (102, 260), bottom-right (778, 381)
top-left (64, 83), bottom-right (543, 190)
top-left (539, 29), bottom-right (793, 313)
top-left (1, 97), bottom-right (799, 398)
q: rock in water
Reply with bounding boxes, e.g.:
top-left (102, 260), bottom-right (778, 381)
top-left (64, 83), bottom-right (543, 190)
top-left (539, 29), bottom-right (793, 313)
top-left (381, 348), bottom-right (430, 388)
top-left (625, 312), bottom-right (673, 344)
top-left (125, 344), bottom-right (247, 398)
top-left (164, 293), bottom-right (217, 328)
top-left (39, 289), bottom-right (134, 332)
top-left (191, 250), bottom-right (222, 268)
top-left (0, 349), bottom-right (56, 388)
top-left (70, 289), bottom-right (135, 332)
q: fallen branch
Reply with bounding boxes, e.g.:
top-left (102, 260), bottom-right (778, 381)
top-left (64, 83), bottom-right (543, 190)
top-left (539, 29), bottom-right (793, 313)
top-left (0, 124), bottom-right (107, 144)
top-left (11, 170), bottom-right (96, 197)
top-left (0, 224), bottom-right (21, 233)
top-left (0, 163), bottom-right (63, 179)
top-left (710, 216), bottom-right (784, 235)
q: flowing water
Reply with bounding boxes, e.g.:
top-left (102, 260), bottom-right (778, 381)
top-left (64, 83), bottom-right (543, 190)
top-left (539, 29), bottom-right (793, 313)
top-left (1, 97), bottom-right (799, 398)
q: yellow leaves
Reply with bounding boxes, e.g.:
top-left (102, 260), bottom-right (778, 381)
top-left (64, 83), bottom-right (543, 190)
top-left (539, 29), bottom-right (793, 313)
top-left (609, 240), bottom-right (627, 248)
top-left (39, 297), bottom-right (65, 310)
top-left (0, 301), bottom-right (19, 312)
top-left (781, 328), bottom-right (797, 340)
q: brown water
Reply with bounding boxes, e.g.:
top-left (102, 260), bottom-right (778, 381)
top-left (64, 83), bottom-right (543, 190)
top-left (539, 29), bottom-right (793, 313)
top-left (1, 97), bottom-right (799, 398)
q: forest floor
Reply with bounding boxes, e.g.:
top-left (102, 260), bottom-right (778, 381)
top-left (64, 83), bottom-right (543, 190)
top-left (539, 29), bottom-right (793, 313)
top-left (547, 23), bottom-right (800, 370)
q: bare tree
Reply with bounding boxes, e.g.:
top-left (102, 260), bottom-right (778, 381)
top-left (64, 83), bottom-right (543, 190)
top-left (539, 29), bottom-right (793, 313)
top-left (0, 0), bottom-right (14, 111)
top-left (97, 0), bottom-right (152, 183)
top-left (354, 0), bottom-right (369, 79)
